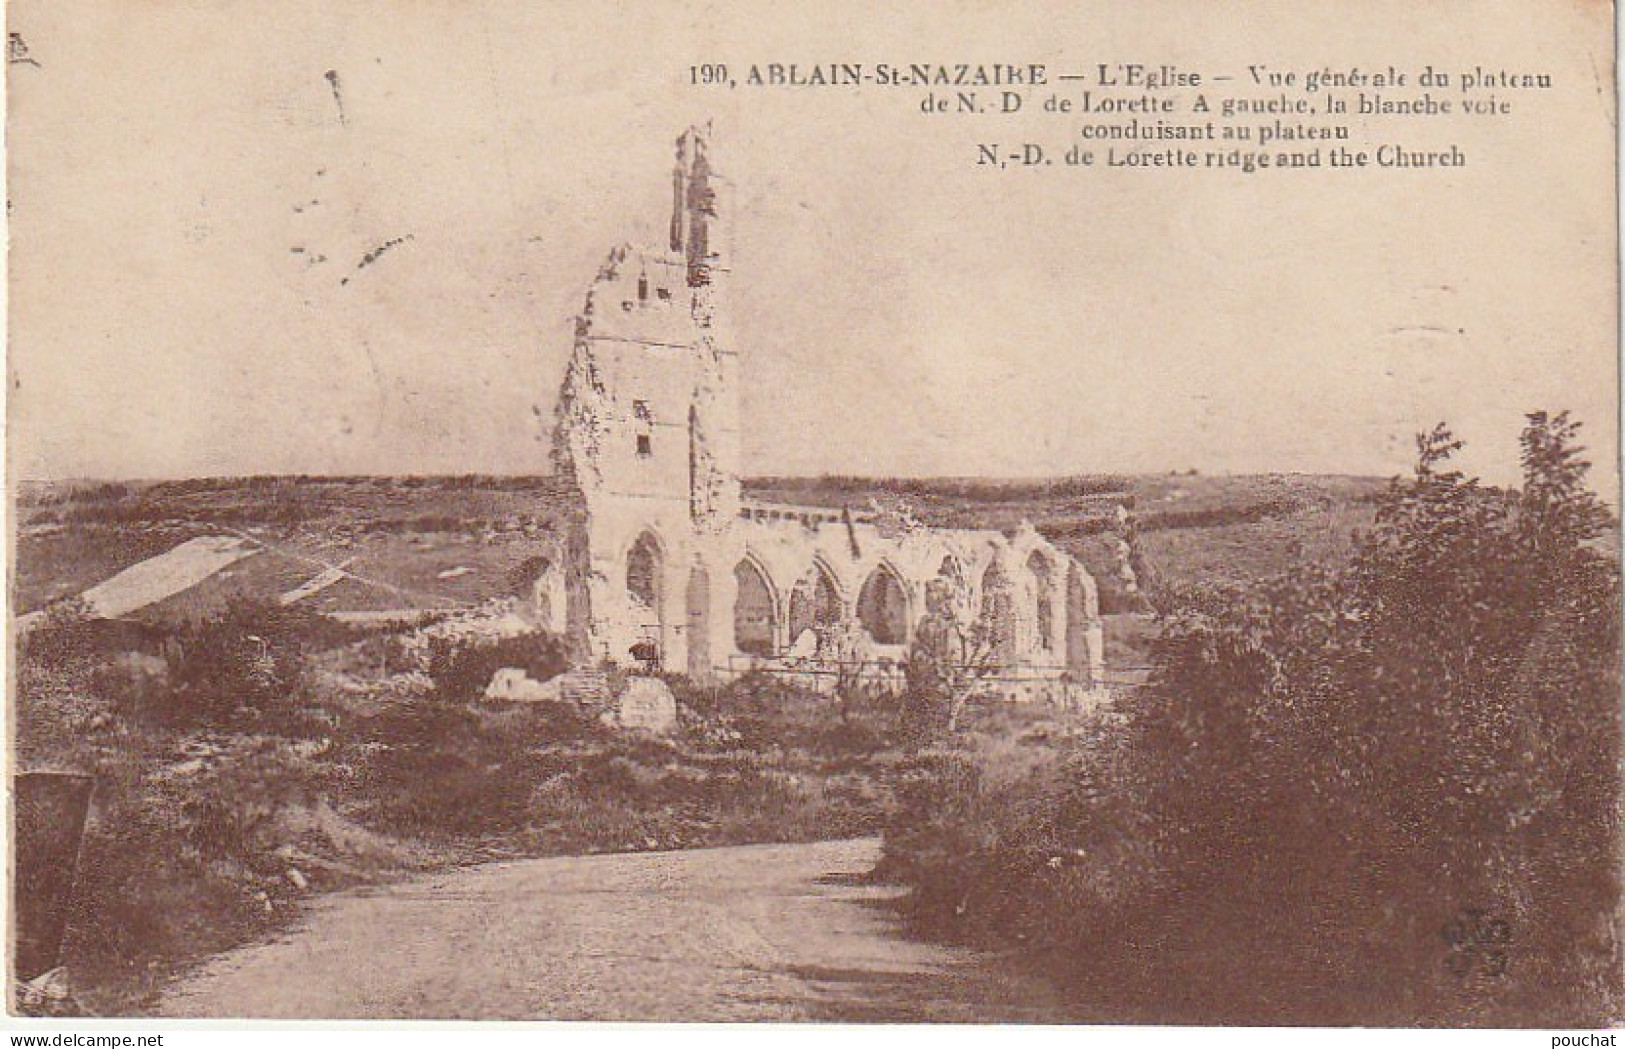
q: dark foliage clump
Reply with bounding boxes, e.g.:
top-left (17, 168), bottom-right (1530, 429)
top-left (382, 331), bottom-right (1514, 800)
top-left (355, 691), bottom-right (607, 838)
top-left (128, 598), bottom-right (334, 730)
top-left (883, 412), bottom-right (1621, 1026)
top-left (18, 598), bottom-right (100, 670)
top-left (424, 631), bottom-right (568, 704)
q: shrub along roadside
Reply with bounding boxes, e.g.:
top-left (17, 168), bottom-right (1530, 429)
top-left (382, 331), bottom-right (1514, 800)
top-left (881, 412), bottom-right (1622, 1027)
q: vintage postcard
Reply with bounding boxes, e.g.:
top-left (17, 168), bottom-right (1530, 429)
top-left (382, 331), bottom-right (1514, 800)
top-left (5, 0), bottom-right (1619, 1033)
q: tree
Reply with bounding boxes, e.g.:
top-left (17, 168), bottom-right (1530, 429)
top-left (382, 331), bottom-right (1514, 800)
top-left (823, 618), bottom-right (874, 726)
top-left (905, 576), bottom-right (1000, 736)
top-left (1131, 413), bottom-right (1620, 1024)
top-left (1517, 410), bottom-right (1612, 566)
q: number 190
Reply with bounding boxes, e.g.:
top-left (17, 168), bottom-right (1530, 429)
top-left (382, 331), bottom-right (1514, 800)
top-left (689, 64), bottom-right (730, 86)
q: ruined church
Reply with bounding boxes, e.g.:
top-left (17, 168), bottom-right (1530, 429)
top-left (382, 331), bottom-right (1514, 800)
top-left (550, 124), bottom-right (1103, 693)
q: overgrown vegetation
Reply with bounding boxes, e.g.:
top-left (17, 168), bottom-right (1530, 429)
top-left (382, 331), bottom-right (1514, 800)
top-left (882, 412), bottom-right (1621, 1026)
top-left (18, 446), bottom-right (1611, 1022)
top-left (15, 600), bottom-right (917, 1015)
top-left (424, 631), bottom-right (568, 703)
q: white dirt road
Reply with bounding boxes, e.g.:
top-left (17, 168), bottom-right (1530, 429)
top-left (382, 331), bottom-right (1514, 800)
top-left (158, 837), bottom-right (1073, 1022)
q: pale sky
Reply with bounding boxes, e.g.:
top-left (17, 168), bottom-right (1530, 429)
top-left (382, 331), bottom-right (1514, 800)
top-left (7, 0), bottom-right (1618, 495)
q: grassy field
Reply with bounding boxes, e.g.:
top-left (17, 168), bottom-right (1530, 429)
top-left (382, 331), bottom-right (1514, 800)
top-left (17, 470), bottom-right (1386, 618)
top-left (750, 470), bottom-right (1386, 607)
top-left (14, 476), bottom-right (579, 616)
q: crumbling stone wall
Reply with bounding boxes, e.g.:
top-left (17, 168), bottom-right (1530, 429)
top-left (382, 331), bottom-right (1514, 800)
top-left (551, 124), bottom-right (1104, 691)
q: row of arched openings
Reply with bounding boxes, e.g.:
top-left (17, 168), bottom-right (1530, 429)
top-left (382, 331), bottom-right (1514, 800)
top-left (721, 556), bottom-right (912, 656)
top-left (729, 555), bottom-right (1015, 658)
top-left (626, 528), bottom-right (1080, 670)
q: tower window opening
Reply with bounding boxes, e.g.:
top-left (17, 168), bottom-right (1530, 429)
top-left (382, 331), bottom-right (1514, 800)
top-left (634, 401), bottom-right (655, 457)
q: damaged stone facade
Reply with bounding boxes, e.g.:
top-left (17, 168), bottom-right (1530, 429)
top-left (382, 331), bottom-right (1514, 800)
top-left (551, 123), bottom-right (1104, 694)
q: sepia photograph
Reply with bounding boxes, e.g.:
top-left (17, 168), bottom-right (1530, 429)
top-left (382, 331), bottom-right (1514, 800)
top-left (5, 0), bottom-right (1620, 1033)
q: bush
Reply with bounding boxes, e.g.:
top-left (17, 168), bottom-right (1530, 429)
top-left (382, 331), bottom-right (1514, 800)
top-left (669, 671), bottom-right (908, 758)
top-left (136, 597), bottom-right (327, 731)
top-left (18, 599), bottom-right (98, 672)
top-left (364, 744), bottom-right (538, 837)
top-left (1146, 420), bottom-right (1620, 1023)
top-left (178, 742), bottom-right (318, 863)
top-left (880, 738), bottom-right (1153, 947)
top-left (424, 631), bottom-right (567, 704)
top-left (359, 698), bottom-right (599, 836)
top-left (884, 413), bottom-right (1622, 1026)
top-left (59, 739), bottom-right (321, 1006)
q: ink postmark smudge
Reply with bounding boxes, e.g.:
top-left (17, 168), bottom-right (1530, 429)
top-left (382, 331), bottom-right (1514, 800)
top-left (324, 69), bottom-right (346, 125)
top-left (340, 235), bottom-right (414, 286)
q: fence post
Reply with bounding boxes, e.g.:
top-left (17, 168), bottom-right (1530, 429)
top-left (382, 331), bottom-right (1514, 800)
top-left (13, 771), bottom-right (95, 983)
